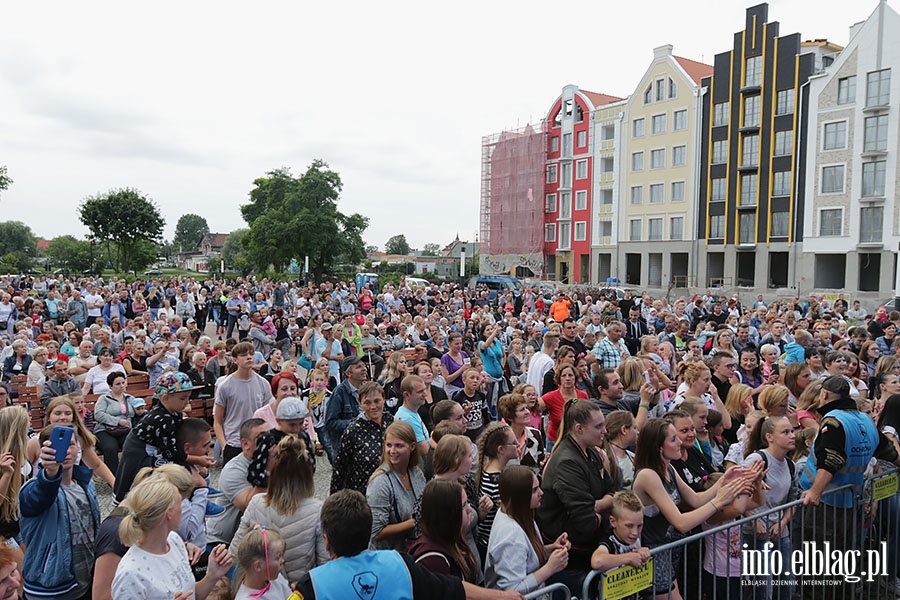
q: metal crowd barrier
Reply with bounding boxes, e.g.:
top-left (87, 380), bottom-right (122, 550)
top-left (523, 582), bottom-right (571, 600)
top-left (580, 469), bottom-right (900, 600)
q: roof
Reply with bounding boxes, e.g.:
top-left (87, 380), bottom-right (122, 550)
top-left (36, 239), bottom-right (50, 252)
top-left (200, 233), bottom-right (228, 249)
top-left (581, 90), bottom-right (625, 108)
top-left (674, 56), bottom-right (714, 84)
top-left (801, 38), bottom-right (844, 52)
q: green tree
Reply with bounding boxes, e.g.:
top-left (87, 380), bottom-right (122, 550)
top-left (385, 234), bottom-right (410, 255)
top-left (421, 243), bottom-right (441, 256)
top-left (240, 160), bottom-right (369, 282)
top-left (0, 166), bottom-right (11, 198)
top-left (0, 221), bottom-right (37, 269)
top-left (79, 188), bottom-right (164, 272)
top-left (364, 244), bottom-right (379, 254)
top-left (222, 229), bottom-right (249, 272)
top-left (0, 254), bottom-right (17, 274)
top-left (173, 214), bottom-right (209, 252)
top-left (46, 235), bottom-right (93, 271)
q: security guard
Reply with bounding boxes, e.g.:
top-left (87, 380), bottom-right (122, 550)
top-left (295, 489), bottom-right (523, 600)
top-left (799, 376), bottom-right (900, 599)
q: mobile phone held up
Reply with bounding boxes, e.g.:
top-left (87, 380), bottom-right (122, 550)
top-left (644, 370), bottom-right (651, 384)
top-left (50, 426), bottom-right (74, 463)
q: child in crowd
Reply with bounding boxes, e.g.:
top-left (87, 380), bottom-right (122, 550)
top-left (246, 397), bottom-right (315, 489)
top-left (591, 491), bottom-right (651, 572)
top-left (303, 369), bottom-right (332, 461)
top-left (177, 417), bottom-right (225, 522)
top-left (233, 526), bottom-right (292, 600)
top-left (113, 372), bottom-right (194, 503)
top-left (130, 396), bottom-right (148, 429)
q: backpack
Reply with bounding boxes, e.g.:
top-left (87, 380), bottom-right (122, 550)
top-left (756, 449), bottom-right (795, 482)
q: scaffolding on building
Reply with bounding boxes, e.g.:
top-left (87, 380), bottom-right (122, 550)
top-left (479, 123), bottom-right (547, 277)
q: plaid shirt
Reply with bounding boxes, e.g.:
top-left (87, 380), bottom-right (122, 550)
top-left (595, 337), bottom-right (630, 369)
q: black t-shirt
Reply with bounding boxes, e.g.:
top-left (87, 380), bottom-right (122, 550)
top-left (712, 375), bottom-right (731, 406)
top-left (295, 552), bottom-right (465, 600)
top-left (94, 509), bottom-right (128, 559)
top-left (672, 446), bottom-right (715, 492)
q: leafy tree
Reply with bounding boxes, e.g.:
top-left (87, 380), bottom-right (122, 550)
top-left (173, 214), bottom-right (209, 252)
top-left (240, 160), bottom-right (369, 282)
top-left (421, 243), bottom-right (441, 256)
top-left (385, 234), bottom-right (410, 255)
top-left (0, 221), bottom-right (37, 269)
top-left (222, 229), bottom-right (249, 272)
top-left (364, 245), bottom-right (379, 254)
top-left (0, 166), bottom-right (11, 198)
top-left (0, 254), bottom-right (17, 274)
top-left (79, 188), bottom-right (164, 272)
top-left (46, 235), bottom-right (93, 271)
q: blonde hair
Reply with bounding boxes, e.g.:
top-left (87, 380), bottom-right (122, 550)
top-left (724, 383), bottom-right (753, 419)
top-left (118, 478), bottom-right (181, 547)
top-left (267, 435), bottom-right (315, 514)
top-left (759, 385), bottom-right (790, 414)
top-left (0, 406), bottom-right (28, 522)
top-left (237, 526), bottom-right (286, 573)
top-left (133, 464), bottom-right (194, 499)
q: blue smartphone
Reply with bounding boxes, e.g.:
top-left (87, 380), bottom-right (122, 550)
top-left (49, 426), bottom-right (74, 463)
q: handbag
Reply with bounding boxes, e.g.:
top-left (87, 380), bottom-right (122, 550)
top-left (298, 353), bottom-right (313, 370)
top-left (104, 425), bottom-right (130, 437)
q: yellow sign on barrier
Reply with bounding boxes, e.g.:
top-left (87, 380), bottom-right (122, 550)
top-left (602, 559), bottom-right (654, 600)
top-left (873, 473), bottom-right (899, 502)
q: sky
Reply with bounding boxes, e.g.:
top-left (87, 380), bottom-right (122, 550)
top-left (0, 0), bottom-right (881, 253)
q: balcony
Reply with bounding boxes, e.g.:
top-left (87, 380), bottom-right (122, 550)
top-left (597, 204), bottom-right (613, 215)
top-left (599, 139), bottom-right (614, 152)
top-left (599, 172), bottom-right (614, 184)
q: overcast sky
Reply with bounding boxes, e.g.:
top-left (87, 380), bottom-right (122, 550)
top-left (0, 0), bottom-right (879, 252)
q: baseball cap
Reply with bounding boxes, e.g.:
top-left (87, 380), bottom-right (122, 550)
top-left (341, 355), bottom-right (362, 373)
top-left (276, 396), bottom-right (309, 421)
top-left (131, 397), bottom-right (148, 409)
top-left (155, 371), bottom-right (194, 396)
top-left (321, 322), bottom-right (333, 331)
top-left (821, 375), bottom-right (851, 398)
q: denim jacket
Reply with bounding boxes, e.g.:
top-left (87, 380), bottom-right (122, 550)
top-left (19, 464), bottom-right (100, 597)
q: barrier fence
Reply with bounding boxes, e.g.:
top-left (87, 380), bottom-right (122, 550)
top-left (558, 468), bottom-right (900, 600)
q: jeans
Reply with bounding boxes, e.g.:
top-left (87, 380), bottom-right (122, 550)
top-left (210, 307), bottom-right (221, 327)
top-left (315, 426), bottom-right (335, 465)
top-left (744, 533), bottom-right (795, 600)
top-left (226, 314), bottom-right (238, 339)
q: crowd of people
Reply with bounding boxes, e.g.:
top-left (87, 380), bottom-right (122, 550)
top-left (0, 272), bottom-right (897, 599)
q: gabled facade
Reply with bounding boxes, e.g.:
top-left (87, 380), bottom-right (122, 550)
top-left (697, 3), bottom-right (815, 290)
top-left (544, 85), bottom-right (623, 284)
top-left (617, 45), bottom-right (712, 292)
top-left (801, 1), bottom-right (900, 297)
top-left (591, 98), bottom-right (628, 284)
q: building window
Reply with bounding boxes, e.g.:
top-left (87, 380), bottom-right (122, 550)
top-left (774, 130), bottom-right (792, 156)
top-left (561, 163), bottom-right (572, 187)
top-left (669, 78), bottom-right (678, 99)
top-left (599, 189), bottom-right (613, 205)
top-left (599, 220), bottom-right (612, 237)
top-left (823, 121), bottom-right (847, 150)
top-left (633, 118), bottom-right (645, 138)
top-left (740, 174), bottom-right (758, 206)
top-left (545, 223), bottom-right (556, 242)
top-left (652, 114), bottom-right (667, 134)
top-left (862, 161), bottom-right (886, 197)
top-left (771, 211), bottom-right (790, 237)
top-left (574, 221), bottom-right (587, 242)
top-left (577, 130), bottom-right (586, 147)
top-left (550, 136), bottom-right (559, 153)
top-left (650, 149), bottom-right (666, 169)
top-left (712, 140), bottom-right (728, 164)
top-left (670, 216), bottom-right (684, 240)
top-left (544, 193), bottom-right (557, 213)
top-left (838, 76), bottom-right (856, 105)
top-left (821, 165), bottom-right (845, 194)
top-left (743, 95), bottom-right (761, 127)
top-left (714, 102), bottom-right (730, 126)
top-left (710, 215), bottom-right (725, 238)
top-left (630, 219), bottom-right (642, 241)
top-left (819, 209), bottom-right (842, 236)
top-left (575, 159), bottom-right (588, 180)
top-left (558, 222), bottom-right (571, 250)
top-left (632, 152), bottom-right (644, 171)
top-left (673, 145), bottom-right (687, 166)
top-left (671, 181), bottom-right (685, 202)
top-left (648, 218), bottom-right (663, 241)
top-left (860, 207), bottom-right (884, 243)
top-left (772, 171), bottom-right (791, 197)
top-left (867, 69), bottom-right (891, 107)
top-left (656, 79), bottom-right (665, 102)
top-left (745, 56), bottom-right (762, 87)
top-left (575, 190), bottom-right (587, 211)
top-left (742, 135), bottom-right (759, 167)
top-left (673, 109), bottom-right (687, 131)
top-left (630, 186), bottom-right (643, 205)
top-left (739, 213), bottom-right (756, 244)
top-left (546, 164), bottom-right (557, 183)
top-left (649, 184), bottom-right (664, 204)
top-left (864, 115), bottom-right (889, 151)
top-left (563, 133), bottom-right (573, 156)
top-left (600, 124), bottom-right (615, 140)
top-left (600, 157), bottom-right (614, 173)
top-left (776, 89), bottom-right (795, 115)
top-left (559, 192), bottom-right (571, 219)
top-left (643, 85), bottom-right (652, 104)
top-left (711, 178), bottom-right (726, 202)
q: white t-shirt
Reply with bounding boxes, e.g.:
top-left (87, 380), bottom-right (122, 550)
top-left (85, 294), bottom-right (103, 317)
top-left (233, 574), bottom-right (293, 600)
top-left (111, 531), bottom-right (195, 600)
top-left (83, 364), bottom-right (126, 395)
